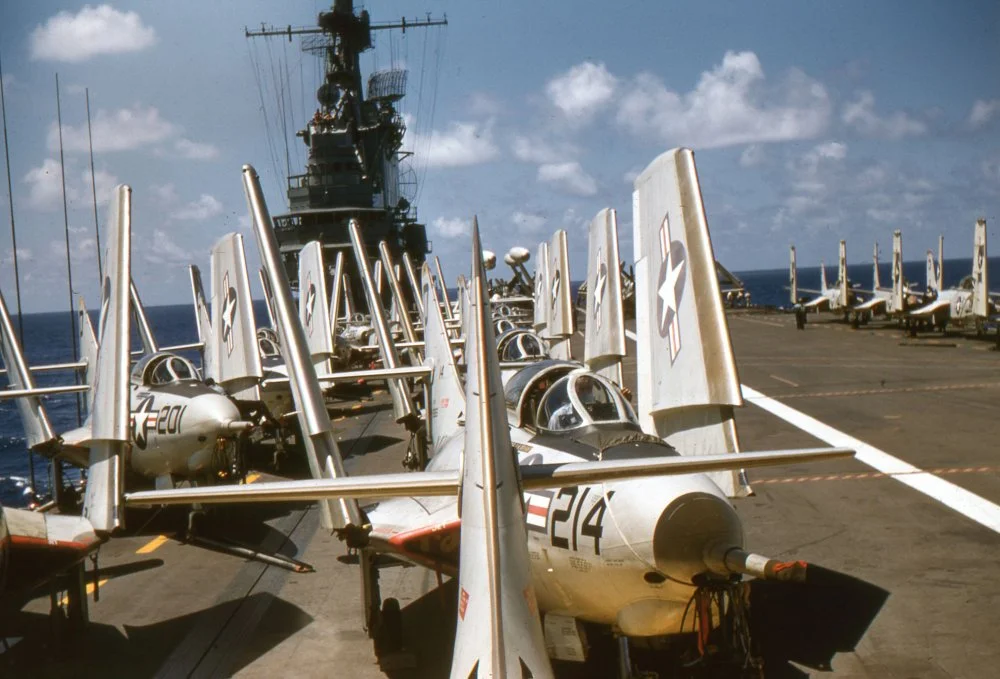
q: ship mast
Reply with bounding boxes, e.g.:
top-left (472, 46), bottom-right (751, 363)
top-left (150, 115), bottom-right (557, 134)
top-left (245, 2), bottom-right (446, 303)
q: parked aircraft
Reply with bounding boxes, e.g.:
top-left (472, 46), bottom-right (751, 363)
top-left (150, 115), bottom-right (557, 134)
top-left (850, 231), bottom-right (907, 322)
top-left (789, 240), bottom-right (860, 314)
top-left (125, 159), bottom-right (868, 676)
top-left (0, 189), bottom-right (254, 493)
top-left (0, 185), bottom-right (131, 626)
top-left (909, 219), bottom-right (995, 333)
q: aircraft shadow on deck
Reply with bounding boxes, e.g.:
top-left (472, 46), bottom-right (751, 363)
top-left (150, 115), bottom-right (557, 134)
top-left (378, 565), bottom-right (888, 678)
top-left (0, 593), bottom-right (311, 679)
top-left (340, 434), bottom-right (405, 459)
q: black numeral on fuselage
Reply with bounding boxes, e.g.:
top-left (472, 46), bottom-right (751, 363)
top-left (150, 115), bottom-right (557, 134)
top-left (548, 487), bottom-right (616, 555)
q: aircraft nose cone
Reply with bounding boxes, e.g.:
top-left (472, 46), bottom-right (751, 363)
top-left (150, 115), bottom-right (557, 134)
top-left (652, 491), bottom-right (743, 584)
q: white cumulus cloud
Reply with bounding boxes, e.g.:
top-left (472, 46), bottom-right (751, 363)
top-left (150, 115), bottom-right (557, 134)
top-left (171, 194), bottom-right (223, 221)
top-left (30, 5), bottom-right (156, 63)
top-left (49, 105), bottom-right (176, 153)
top-left (841, 91), bottom-right (926, 139)
top-left (24, 158), bottom-right (77, 210)
top-left (616, 51), bottom-right (831, 149)
top-left (546, 62), bottom-right (617, 122)
top-left (82, 169), bottom-right (119, 206)
top-left (537, 162), bottom-right (598, 196)
top-left (512, 211), bottom-right (546, 234)
top-left (144, 229), bottom-right (193, 265)
top-left (409, 120), bottom-right (499, 168)
top-left (432, 216), bottom-right (470, 238)
top-left (969, 99), bottom-right (1000, 128)
top-left (172, 138), bottom-right (220, 160)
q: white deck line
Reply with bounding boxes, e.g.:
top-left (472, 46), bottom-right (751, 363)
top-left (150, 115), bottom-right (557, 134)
top-left (623, 328), bottom-right (1000, 534)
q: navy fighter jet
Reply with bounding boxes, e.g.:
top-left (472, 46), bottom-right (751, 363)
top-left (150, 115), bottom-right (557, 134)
top-left (125, 158), bottom-right (867, 675)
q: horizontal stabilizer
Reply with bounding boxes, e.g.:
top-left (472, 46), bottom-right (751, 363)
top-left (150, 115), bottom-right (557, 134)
top-left (520, 447), bottom-right (854, 490)
top-left (0, 384), bottom-right (89, 401)
top-left (124, 447), bottom-right (853, 506)
top-left (261, 365), bottom-right (432, 388)
top-left (125, 471), bottom-right (460, 506)
top-left (852, 297), bottom-right (886, 313)
top-left (908, 298), bottom-right (951, 318)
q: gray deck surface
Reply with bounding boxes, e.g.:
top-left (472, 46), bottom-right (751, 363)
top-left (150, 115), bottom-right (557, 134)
top-left (3, 310), bottom-right (999, 677)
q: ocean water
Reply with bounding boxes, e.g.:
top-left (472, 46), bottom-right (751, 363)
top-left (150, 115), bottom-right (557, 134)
top-left (1, 257), bottom-right (993, 505)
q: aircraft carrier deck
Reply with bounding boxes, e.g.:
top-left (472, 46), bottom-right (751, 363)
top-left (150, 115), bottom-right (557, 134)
top-left (4, 311), bottom-right (1000, 678)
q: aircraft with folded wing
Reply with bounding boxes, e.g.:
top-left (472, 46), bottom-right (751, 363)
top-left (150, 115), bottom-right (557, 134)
top-left (1, 184), bottom-right (132, 626)
top-left (125, 157), bottom-right (883, 676)
top-left (909, 219), bottom-right (997, 333)
top-left (789, 240), bottom-right (862, 314)
top-left (0, 187), bottom-right (256, 494)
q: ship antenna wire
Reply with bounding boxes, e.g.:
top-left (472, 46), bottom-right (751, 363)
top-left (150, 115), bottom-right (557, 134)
top-left (55, 73), bottom-right (82, 428)
top-left (0, 46), bottom-right (37, 493)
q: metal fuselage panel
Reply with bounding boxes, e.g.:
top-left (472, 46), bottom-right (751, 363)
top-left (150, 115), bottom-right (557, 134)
top-left (369, 424), bottom-right (742, 637)
top-left (128, 382), bottom-right (242, 479)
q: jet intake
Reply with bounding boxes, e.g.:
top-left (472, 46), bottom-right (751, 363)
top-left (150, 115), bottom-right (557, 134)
top-left (651, 491), bottom-right (743, 585)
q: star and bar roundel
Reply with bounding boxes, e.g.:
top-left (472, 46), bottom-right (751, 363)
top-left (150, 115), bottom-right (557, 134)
top-left (592, 247), bottom-right (607, 330)
top-left (220, 272), bottom-right (238, 357)
top-left (655, 213), bottom-right (686, 365)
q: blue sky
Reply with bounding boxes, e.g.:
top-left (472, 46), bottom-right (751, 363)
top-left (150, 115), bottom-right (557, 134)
top-left (0, 1), bottom-right (997, 311)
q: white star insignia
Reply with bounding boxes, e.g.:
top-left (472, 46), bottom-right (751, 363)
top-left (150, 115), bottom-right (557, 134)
top-left (658, 250), bottom-right (685, 331)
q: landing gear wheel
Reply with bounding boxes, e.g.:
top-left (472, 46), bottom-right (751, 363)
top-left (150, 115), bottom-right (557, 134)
top-left (374, 598), bottom-right (403, 656)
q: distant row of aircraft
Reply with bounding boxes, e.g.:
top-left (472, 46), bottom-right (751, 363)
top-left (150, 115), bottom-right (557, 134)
top-left (790, 220), bottom-right (998, 333)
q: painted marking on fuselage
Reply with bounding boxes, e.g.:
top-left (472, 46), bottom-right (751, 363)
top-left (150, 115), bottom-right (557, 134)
top-left (624, 327), bottom-right (1000, 534)
top-left (136, 534), bottom-right (169, 554)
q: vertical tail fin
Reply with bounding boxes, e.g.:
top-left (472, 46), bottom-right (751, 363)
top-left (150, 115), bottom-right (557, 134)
top-left (925, 250), bottom-right (937, 294)
top-left (838, 240), bottom-right (849, 305)
top-left (583, 208), bottom-right (625, 384)
top-left (258, 268), bottom-right (277, 330)
top-left (298, 241), bottom-right (334, 374)
top-left (633, 148), bottom-right (747, 498)
top-left (328, 251), bottom-right (344, 339)
top-left (129, 280), bottom-right (159, 354)
top-left (189, 265), bottom-right (214, 375)
top-left (532, 242), bottom-right (549, 334)
top-left (0, 291), bottom-right (57, 450)
top-left (789, 246), bottom-right (798, 304)
top-left (972, 218), bottom-right (989, 318)
top-left (457, 274), bottom-right (471, 343)
top-left (401, 251), bottom-right (425, 322)
top-left (434, 255), bottom-right (456, 324)
top-left (372, 258), bottom-right (384, 298)
top-left (450, 218), bottom-right (553, 679)
top-left (545, 230), bottom-right (573, 360)
top-left (872, 242), bottom-right (881, 290)
top-left (891, 231), bottom-right (904, 312)
top-left (420, 262), bottom-right (465, 447)
top-left (341, 273), bottom-right (355, 321)
top-left (348, 221), bottom-right (417, 425)
top-left (83, 185), bottom-right (132, 535)
top-left (243, 165), bottom-right (361, 533)
top-left (78, 296), bottom-right (99, 414)
top-left (820, 259), bottom-right (828, 293)
top-left (937, 234), bottom-right (944, 292)
top-left (378, 242), bottom-right (420, 354)
top-left (210, 233), bottom-right (263, 397)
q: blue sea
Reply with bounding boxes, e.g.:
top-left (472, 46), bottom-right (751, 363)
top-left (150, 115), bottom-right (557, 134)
top-left (1, 256), bottom-right (993, 506)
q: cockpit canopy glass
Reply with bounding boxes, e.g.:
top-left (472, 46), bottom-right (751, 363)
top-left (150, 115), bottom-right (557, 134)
top-left (535, 372), bottom-right (637, 432)
top-left (500, 331), bottom-right (543, 361)
top-left (131, 353), bottom-right (200, 386)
